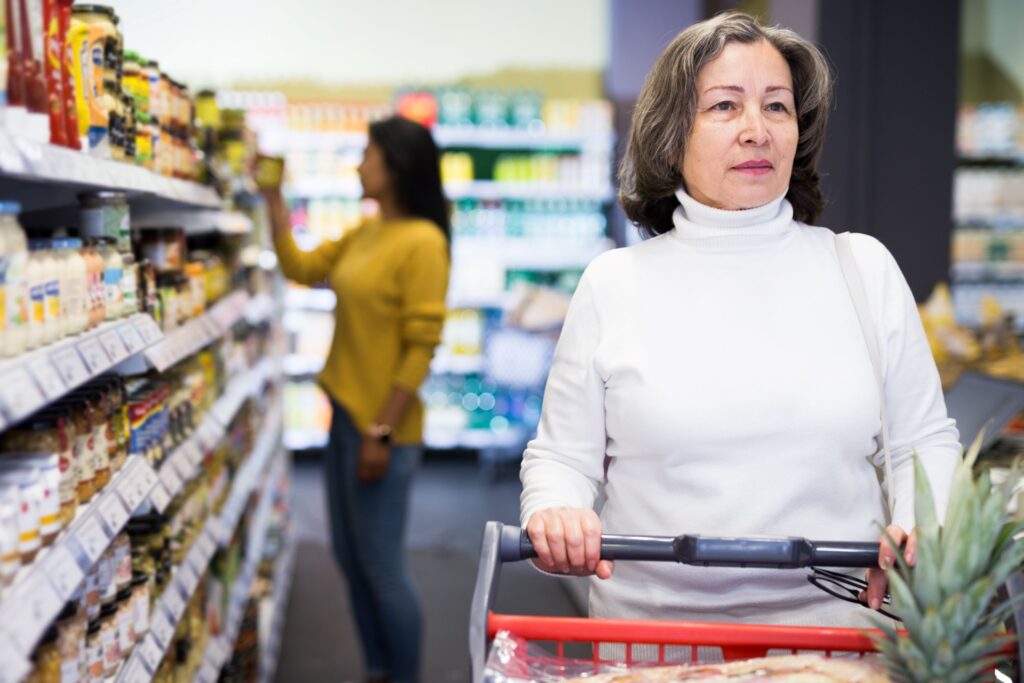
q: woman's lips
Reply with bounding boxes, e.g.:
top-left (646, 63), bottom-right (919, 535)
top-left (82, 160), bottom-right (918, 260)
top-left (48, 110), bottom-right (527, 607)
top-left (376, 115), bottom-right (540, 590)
top-left (732, 160), bottom-right (773, 176)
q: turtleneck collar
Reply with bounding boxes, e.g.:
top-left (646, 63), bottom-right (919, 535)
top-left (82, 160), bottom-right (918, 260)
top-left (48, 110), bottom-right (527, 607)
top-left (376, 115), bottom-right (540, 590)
top-left (670, 187), bottom-right (796, 246)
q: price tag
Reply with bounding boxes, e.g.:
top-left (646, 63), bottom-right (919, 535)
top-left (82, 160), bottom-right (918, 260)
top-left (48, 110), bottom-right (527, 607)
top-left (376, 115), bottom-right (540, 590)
top-left (149, 607), bottom-right (175, 649)
top-left (26, 356), bottom-right (65, 400)
top-left (51, 347), bottom-right (88, 387)
top-left (198, 531), bottom-right (217, 560)
top-left (179, 561), bottom-right (199, 594)
top-left (76, 338), bottom-right (109, 374)
top-left (159, 464), bottom-right (182, 497)
top-left (171, 450), bottom-right (193, 480)
top-left (136, 461), bottom-right (158, 491)
top-left (121, 653), bottom-right (154, 682)
top-left (149, 481), bottom-right (172, 513)
top-left (0, 640), bottom-right (30, 683)
top-left (118, 322), bottom-right (146, 354)
top-left (41, 545), bottom-right (85, 601)
top-left (134, 316), bottom-right (163, 345)
top-left (97, 492), bottom-right (129, 534)
top-left (202, 316), bottom-right (223, 340)
top-left (73, 513), bottom-right (111, 565)
top-left (207, 516), bottom-right (229, 546)
top-left (162, 583), bottom-right (187, 620)
top-left (99, 330), bottom-right (129, 364)
top-left (116, 467), bottom-right (144, 512)
top-left (6, 572), bottom-right (62, 655)
top-left (0, 366), bottom-right (45, 421)
top-left (136, 635), bottom-right (165, 672)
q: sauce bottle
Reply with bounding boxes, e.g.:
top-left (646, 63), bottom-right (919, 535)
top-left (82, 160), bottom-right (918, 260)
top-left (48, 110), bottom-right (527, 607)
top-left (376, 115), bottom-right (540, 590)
top-left (25, 237), bottom-right (45, 349)
top-left (56, 0), bottom-right (79, 149)
top-left (0, 203), bottom-right (28, 358)
top-left (18, 0), bottom-right (48, 120)
top-left (43, 0), bottom-right (66, 146)
top-left (55, 236), bottom-right (87, 336)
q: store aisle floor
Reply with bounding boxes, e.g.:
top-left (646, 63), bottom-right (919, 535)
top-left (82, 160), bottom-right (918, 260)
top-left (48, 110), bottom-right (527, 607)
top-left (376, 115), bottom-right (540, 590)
top-left (273, 455), bottom-right (582, 682)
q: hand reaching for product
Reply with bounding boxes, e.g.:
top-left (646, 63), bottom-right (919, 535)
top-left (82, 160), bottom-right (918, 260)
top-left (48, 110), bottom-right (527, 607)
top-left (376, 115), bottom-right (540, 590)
top-left (526, 508), bottom-right (614, 579)
top-left (861, 524), bottom-right (916, 611)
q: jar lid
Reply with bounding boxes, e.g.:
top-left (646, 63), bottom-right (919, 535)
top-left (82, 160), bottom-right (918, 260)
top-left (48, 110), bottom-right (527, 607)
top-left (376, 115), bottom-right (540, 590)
top-left (116, 587), bottom-right (132, 602)
top-left (100, 602), bottom-right (118, 618)
top-left (72, 4), bottom-right (115, 16)
top-left (131, 573), bottom-right (148, 587)
top-left (87, 620), bottom-right (101, 635)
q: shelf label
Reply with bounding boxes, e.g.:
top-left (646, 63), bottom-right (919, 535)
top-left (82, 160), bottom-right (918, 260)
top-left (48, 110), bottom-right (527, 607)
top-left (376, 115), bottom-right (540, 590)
top-left (171, 450), bottom-right (193, 480)
top-left (99, 329), bottom-right (129, 364)
top-left (136, 635), bottom-right (165, 673)
top-left (51, 347), bottom-right (89, 388)
top-left (149, 607), bottom-right (175, 649)
top-left (159, 464), bottom-right (183, 497)
top-left (179, 561), bottom-right (200, 595)
top-left (6, 572), bottom-right (62, 655)
top-left (117, 322), bottom-right (146, 355)
top-left (136, 460), bottom-right (158, 491)
top-left (149, 481), bottom-right (172, 513)
top-left (0, 639), bottom-right (30, 683)
top-left (121, 653), bottom-right (154, 682)
top-left (0, 366), bottom-right (44, 420)
top-left (27, 356), bottom-right (65, 401)
top-left (162, 583), bottom-right (187, 620)
top-left (182, 441), bottom-right (203, 469)
top-left (116, 465), bottom-right (146, 512)
top-left (97, 491), bottom-right (129, 534)
top-left (134, 316), bottom-right (163, 345)
top-left (76, 338), bottom-right (109, 374)
top-left (197, 531), bottom-right (217, 561)
top-left (73, 513), bottom-right (111, 565)
top-left (207, 516), bottom-right (229, 546)
top-left (41, 545), bottom-right (85, 601)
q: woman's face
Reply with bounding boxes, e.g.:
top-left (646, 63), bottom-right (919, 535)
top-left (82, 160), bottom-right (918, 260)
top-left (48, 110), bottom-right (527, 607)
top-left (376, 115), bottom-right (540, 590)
top-left (681, 40), bottom-right (798, 211)
top-left (358, 140), bottom-right (393, 202)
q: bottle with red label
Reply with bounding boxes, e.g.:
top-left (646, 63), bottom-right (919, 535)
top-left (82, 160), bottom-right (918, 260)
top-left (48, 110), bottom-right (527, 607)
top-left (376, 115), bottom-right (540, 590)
top-left (43, 0), bottom-right (67, 146)
top-left (6, 0), bottom-right (26, 114)
top-left (19, 0), bottom-right (49, 116)
top-left (56, 0), bottom-right (79, 148)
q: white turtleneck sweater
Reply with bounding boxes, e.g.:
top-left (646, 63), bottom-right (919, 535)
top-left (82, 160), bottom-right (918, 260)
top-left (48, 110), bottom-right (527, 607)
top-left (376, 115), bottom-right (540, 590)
top-left (519, 189), bottom-right (960, 628)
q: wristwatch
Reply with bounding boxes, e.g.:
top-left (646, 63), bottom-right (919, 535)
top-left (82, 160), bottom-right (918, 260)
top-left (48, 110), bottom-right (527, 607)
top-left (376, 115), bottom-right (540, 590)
top-left (368, 423), bottom-right (393, 445)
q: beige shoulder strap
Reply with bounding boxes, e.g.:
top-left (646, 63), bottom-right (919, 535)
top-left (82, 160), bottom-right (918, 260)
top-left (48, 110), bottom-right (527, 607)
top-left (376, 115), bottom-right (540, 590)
top-left (834, 232), bottom-right (895, 520)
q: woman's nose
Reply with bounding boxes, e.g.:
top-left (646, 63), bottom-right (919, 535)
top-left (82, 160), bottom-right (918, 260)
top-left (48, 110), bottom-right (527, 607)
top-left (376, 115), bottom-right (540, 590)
top-left (741, 111), bottom-right (770, 146)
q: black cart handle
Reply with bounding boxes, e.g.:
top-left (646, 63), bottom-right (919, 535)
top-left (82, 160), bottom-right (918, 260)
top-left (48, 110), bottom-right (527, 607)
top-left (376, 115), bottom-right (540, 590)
top-left (499, 525), bottom-right (880, 569)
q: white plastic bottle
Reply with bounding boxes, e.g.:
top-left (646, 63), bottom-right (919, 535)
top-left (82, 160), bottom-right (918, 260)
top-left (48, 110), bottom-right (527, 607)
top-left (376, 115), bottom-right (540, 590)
top-left (0, 205), bottom-right (29, 357)
top-left (58, 238), bottom-right (89, 336)
top-left (98, 238), bottom-right (123, 320)
top-left (25, 241), bottom-right (47, 350)
top-left (35, 240), bottom-right (61, 345)
top-left (121, 253), bottom-right (138, 317)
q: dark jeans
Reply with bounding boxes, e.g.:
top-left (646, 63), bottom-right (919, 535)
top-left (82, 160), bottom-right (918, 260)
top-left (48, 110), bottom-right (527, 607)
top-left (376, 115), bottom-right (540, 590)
top-left (325, 401), bottom-right (423, 683)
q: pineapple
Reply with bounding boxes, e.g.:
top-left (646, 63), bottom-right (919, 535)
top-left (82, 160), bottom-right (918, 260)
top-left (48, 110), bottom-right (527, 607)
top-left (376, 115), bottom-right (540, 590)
top-left (873, 432), bottom-right (1024, 682)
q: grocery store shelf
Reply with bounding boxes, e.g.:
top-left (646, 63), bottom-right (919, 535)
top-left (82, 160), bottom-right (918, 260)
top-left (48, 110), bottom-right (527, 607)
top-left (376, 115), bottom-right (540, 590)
top-left (431, 352), bottom-right (485, 375)
top-left (952, 261), bottom-right (1024, 282)
top-left (121, 290), bottom-right (251, 374)
top-left (0, 313), bottom-right (164, 431)
top-left (283, 428), bottom-right (329, 451)
top-left (284, 287), bottom-right (336, 312)
top-left (245, 293), bottom-right (278, 326)
top-left (958, 151), bottom-right (1024, 166)
top-left (433, 125), bottom-right (615, 150)
top-left (195, 455), bottom-right (290, 683)
top-left (446, 181), bottom-right (615, 202)
top-left (0, 128), bottom-right (220, 211)
top-left (0, 455), bottom-right (161, 673)
top-left (258, 534), bottom-right (296, 683)
top-left (453, 236), bottom-right (613, 270)
top-left (287, 178), bottom-right (616, 202)
top-left (133, 209), bottom-right (254, 235)
top-left (283, 354), bottom-right (324, 378)
top-left (117, 407), bottom-right (282, 683)
top-left (424, 426), bottom-right (529, 450)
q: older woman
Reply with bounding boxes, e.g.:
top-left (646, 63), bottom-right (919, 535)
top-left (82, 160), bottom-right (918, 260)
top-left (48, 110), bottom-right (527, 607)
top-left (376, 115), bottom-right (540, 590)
top-left (520, 12), bottom-right (960, 628)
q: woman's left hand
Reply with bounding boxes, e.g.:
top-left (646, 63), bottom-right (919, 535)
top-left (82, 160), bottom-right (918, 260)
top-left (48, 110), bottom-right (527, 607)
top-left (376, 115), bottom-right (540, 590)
top-left (861, 524), bottom-right (916, 611)
top-left (358, 438), bottom-right (391, 481)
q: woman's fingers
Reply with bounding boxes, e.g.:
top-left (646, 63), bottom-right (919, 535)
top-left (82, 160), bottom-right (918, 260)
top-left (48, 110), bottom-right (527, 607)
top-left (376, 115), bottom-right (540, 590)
top-left (904, 528), bottom-right (918, 566)
top-left (581, 511), bottom-right (602, 573)
top-left (527, 517), bottom-right (554, 569)
top-left (527, 508), bottom-right (611, 577)
top-left (865, 567), bottom-right (887, 610)
top-left (879, 524), bottom-right (908, 570)
top-left (595, 560), bottom-right (614, 580)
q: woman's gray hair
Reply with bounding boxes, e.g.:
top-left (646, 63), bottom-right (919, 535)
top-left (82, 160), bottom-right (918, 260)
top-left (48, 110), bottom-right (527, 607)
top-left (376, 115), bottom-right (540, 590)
top-left (619, 12), bottom-right (833, 237)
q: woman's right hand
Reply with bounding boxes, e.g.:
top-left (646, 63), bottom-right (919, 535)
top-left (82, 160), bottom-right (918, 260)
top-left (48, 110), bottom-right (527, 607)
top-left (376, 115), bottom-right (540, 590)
top-left (526, 507), bottom-right (614, 579)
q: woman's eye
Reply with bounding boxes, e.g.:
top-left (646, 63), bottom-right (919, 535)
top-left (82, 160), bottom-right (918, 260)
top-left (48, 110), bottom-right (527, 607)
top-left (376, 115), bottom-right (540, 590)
top-left (766, 102), bottom-right (789, 113)
top-left (711, 101), bottom-right (735, 111)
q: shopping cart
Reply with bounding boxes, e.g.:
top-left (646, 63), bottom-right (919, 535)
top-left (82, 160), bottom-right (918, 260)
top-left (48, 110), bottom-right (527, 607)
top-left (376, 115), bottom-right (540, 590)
top-left (469, 520), bottom-right (1024, 681)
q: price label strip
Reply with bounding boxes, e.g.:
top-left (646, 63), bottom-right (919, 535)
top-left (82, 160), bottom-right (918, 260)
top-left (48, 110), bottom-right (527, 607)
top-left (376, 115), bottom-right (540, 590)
top-left (72, 512), bottom-right (112, 565)
top-left (5, 572), bottom-right (62, 655)
top-left (51, 347), bottom-right (89, 388)
top-left (97, 492), bottom-right (130, 536)
top-left (0, 366), bottom-right (45, 422)
top-left (159, 463), bottom-right (183, 498)
top-left (171, 450), bottom-right (193, 481)
top-left (120, 653), bottom-right (154, 683)
top-left (162, 581), bottom-right (187, 620)
top-left (117, 322), bottom-right (146, 355)
top-left (41, 545), bottom-right (85, 602)
top-left (76, 337), bottom-right (110, 374)
top-left (179, 561), bottom-right (200, 595)
top-left (149, 607), bottom-right (175, 649)
top-left (149, 481), bottom-right (172, 513)
top-left (99, 329), bottom-right (129, 364)
top-left (134, 316), bottom-right (163, 346)
top-left (26, 356), bottom-right (65, 401)
top-left (182, 440), bottom-right (203, 469)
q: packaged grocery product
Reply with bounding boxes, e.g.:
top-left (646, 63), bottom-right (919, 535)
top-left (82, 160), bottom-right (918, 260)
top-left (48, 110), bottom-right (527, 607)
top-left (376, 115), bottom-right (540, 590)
top-left (7, 0), bottom-right (26, 116)
top-left (1, 412), bottom-right (77, 527)
top-left (56, 0), bottom-right (79, 149)
top-left (70, 4), bottom-right (117, 155)
top-left (56, 601), bottom-right (86, 683)
top-left (130, 572), bottom-right (149, 640)
top-left (78, 191), bottom-right (129, 251)
top-left (116, 586), bottom-right (134, 657)
top-left (28, 238), bottom-right (60, 346)
top-left (54, 236), bottom-right (88, 336)
top-left (97, 237), bottom-right (123, 319)
top-left (0, 454), bottom-right (62, 540)
top-left (121, 251), bottom-right (138, 316)
top-left (82, 561), bottom-right (100, 621)
top-left (38, 239), bottom-right (60, 345)
top-left (138, 227), bottom-right (186, 274)
top-left (73, 388), bottom-right (110, 490)
top-left (67, 397), bottom-right (96, 503)
top-left (25, 236), bottom-right (45, 349)
top-left (84, 619), bottom-right (101, 680)
top-left (0, 464), bottom-right (42, 560)
top-left (0, 489), bottom-right (20, 588)
top-left (0, 202), bottom-right (30, 357)
top-left (66, 14), bottom-right (89, 145)
top-left (82, 238), bottom-right (104, 327)
top-left (28, 623), bottom-right (60, 683)
top-left (21, 0), bottom-right (50, 133)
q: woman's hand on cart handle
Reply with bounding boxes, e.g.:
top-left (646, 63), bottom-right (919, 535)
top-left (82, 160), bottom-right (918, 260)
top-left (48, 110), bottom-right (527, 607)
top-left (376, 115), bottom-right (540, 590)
top-left (525, 508), bottom-right (614, 579)
top-left (862, 524), bottom-right (916, 611)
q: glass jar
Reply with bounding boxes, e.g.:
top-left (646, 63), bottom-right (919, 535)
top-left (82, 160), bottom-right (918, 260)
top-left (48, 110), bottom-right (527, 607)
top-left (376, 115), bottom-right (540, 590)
top-left (130, 573), bottom-right (150, 641)
top-left (28, 624), bottom-right (60, 683)
top-left (78, 191), bottom-right (130, 252)
top-left (1, 410), bottom-right (77, 527)
top-left (0, 457), bottom-right (61, 545)
top-left (99, 601), bottom-right (120, 677)
top-left (72, 390), bottom-right (110, 492)
top-left (122, 252), bottom-right (140, 316)
top-left (56, 601), bottom-right (86, 683)
top-left (97, 543), bottom-right (117, 608)
top-left (0, 468), bottom-right (43, 562)
top-left (83, 562), bottom-right (102, 622)
top-left (84, 619), bottom-right (102, 681)
top-left (0, 491), bottom-right (20, 589)
top-left (116, 586), bottom-right (135, 657)
top-left (112, 531), bottom-right (132, 592)
top-left (67, 399), bottom-right (96, 504)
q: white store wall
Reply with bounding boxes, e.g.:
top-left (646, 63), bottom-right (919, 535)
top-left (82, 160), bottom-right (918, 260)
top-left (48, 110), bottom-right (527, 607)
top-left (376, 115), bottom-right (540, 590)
top-left (108, 0), bottom-right (610, 90)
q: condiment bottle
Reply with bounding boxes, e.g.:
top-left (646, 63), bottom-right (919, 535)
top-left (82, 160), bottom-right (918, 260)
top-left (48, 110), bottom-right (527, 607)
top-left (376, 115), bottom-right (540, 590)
top-left (55, 237), bottom-right (88, 336)
top-left (0, 202), bottom-right (29, 357)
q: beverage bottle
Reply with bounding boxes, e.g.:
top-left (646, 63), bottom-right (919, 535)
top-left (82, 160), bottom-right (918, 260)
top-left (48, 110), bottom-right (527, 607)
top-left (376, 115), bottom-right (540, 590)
top-left (0, 204), bottom-right (29, 357)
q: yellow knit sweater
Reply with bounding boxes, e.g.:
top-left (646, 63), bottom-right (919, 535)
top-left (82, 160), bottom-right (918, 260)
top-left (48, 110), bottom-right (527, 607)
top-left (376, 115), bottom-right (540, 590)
top-left (273, 216), bottom-right (450, 444)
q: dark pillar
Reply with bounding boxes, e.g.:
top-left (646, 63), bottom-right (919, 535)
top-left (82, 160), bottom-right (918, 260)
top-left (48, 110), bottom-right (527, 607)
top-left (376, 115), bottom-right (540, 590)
top-left (816, 1), bottom-right (960, 301)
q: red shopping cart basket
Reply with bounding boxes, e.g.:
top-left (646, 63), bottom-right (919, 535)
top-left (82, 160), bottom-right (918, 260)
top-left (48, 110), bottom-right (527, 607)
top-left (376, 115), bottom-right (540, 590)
top-left (469, 521), bottom-right (1023, 681)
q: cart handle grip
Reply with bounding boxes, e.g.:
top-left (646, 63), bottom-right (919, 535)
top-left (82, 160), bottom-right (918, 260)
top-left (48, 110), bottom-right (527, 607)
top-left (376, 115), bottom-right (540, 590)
top-left (502, 526), bottom-right (881, 568)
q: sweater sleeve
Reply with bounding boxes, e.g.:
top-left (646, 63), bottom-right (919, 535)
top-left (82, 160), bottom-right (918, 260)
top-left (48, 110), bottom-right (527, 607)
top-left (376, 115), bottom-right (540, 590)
top-left (520, 271), bottom-right (606, 527)
top-left (272, 223), bottom-right (357, 287)
top-left (855, 235), bottom-right (961, 531)
top-left (392, 231), bottom-right (450, 392)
